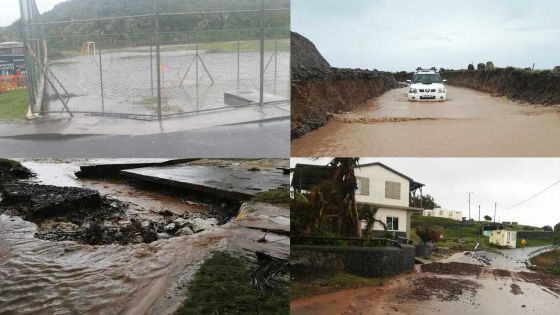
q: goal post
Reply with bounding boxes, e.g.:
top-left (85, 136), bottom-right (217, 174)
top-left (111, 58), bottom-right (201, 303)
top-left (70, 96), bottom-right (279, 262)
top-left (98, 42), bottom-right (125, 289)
top-left (81, 41), bottom-right (96, 56)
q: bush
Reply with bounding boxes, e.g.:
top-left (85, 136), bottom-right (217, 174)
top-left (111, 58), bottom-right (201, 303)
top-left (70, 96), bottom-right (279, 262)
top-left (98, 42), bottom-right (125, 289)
top-left (416, 226), bottom-right (443, 244)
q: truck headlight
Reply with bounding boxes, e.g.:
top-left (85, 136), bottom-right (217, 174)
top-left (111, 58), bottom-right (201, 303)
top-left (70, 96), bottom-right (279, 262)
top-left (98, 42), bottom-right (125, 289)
top-left (438, 88), bottom-right (446, 93)
top-left (409, 88), bottom-right (417, 94)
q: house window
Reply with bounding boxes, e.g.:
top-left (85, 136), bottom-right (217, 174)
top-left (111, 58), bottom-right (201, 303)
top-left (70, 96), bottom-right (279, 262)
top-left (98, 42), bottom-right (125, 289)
top-left (507, 232), bottom-right (511, 243)
top-left (386, 216), bottom-right (399, 231)
top-left (449, 212), bottom-right (453, 217)
top-left (356, 177), bottom-right (369, 196)
top-left (385, 181), bottom-right (401, 200)
top-left (439, 210), bottom-right (444, 216)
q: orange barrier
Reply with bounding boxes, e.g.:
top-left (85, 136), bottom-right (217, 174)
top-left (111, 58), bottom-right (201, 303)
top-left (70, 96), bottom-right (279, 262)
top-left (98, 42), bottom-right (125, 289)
top-left (0, 75), bottom-right (28, 93)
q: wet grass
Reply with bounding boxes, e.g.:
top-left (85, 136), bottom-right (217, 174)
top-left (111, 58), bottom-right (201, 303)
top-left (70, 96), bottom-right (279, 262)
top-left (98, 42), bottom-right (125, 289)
top-left (176, 251), bottom-right (289, 315)
top-left (530, 250), bottom-right (560, 275)
top-left (253, 189), bottom-right (290, 207)
top-left (0, 159), bottom-right (33, 182)
top-left (291, 271), bottom-right (381, 300)
top-left (0, 89), bottom-right (28, 120)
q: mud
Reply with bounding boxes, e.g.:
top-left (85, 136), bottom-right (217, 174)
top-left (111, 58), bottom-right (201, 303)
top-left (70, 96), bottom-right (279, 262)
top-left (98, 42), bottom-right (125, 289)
top-left (290, 32), bottom-right (398, 138)
top-left (518, 271), bottom-right (560, 295)
top-left (510, 283), bottom-right (524, 295)
top-left (421, 262), bottom-right (483, 277)
top-left (403, 276), bottom-right (481, 302)
top-left (291, 86), bottom-right (560, 156)
top-left (441, 68), bottom-right (560, 106)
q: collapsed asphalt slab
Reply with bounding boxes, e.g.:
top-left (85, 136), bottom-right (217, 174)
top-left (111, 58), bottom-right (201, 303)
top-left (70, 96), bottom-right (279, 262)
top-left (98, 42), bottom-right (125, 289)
top-left (121, 164), bottom-right (289, 201)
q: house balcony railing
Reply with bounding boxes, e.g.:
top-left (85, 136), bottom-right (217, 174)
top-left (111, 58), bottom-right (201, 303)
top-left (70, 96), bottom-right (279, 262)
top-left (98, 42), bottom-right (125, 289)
top-left (291, 236), bottom-right (407, 248)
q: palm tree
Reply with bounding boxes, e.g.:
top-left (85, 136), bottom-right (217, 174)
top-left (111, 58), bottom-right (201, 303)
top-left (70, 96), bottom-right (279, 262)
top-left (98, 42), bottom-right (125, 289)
top-left (329, 158), bottom-right (361, 238)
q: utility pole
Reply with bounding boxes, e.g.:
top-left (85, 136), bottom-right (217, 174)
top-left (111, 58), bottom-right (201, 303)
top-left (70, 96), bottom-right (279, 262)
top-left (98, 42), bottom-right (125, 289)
top-left (467, 192), bottom-right (473, 220)
top-left (478, 205), bottom-right (481, 222)
top-left (494, 202), bottom-right (497, 223)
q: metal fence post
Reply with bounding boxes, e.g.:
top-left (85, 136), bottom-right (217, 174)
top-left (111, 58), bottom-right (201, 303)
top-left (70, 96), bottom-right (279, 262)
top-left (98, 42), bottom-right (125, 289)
top-left (99, 49), bottom-right (105, 114)
top-left (237, 30), bottom-right (240, 91)
top-left (195, 31), bottom-right (199, 112)
top-left (154, 0), bottom-right (162, 120)
top-left (274, 28), bottom-right (278, 94)
top-left (150, 44), bottom-right (154, 97)
top-left (259, 0), bottom-right (265, 106)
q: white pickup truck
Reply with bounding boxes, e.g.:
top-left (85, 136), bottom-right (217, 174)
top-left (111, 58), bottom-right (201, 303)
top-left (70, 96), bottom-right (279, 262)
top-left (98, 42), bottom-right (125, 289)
top-left (407, 68), bottom-right (447, 102)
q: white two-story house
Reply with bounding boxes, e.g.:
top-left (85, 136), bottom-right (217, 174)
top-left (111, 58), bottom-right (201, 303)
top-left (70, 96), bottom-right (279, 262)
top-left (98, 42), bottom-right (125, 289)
top-left (354, 163), bottom-right (424, 239)
top-left (291, 162), bottom-right (425, 240)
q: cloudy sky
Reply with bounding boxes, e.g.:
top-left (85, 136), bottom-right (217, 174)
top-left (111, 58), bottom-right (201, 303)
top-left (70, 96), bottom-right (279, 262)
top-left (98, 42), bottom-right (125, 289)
top-left (1, 0), bottom-right (66, 27)
top-left (291, 158), bottom-right (560, 228)
top-left (292, 0), bottom-right (560, 71)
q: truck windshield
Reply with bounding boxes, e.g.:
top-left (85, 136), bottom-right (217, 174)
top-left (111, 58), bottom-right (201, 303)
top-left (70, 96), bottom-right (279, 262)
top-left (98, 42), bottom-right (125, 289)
top-left (412, 73), bottom-right (442, 83)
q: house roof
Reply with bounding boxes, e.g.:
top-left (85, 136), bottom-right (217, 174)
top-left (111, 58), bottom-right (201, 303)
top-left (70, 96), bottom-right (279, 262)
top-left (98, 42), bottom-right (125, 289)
top-left (291, 162), bottom-right (424, 191)
top-left (358, 201), bottom-right (424, 213)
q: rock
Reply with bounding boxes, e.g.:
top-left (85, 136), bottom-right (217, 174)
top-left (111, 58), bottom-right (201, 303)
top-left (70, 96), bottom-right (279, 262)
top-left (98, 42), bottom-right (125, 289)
top-left (141, 221), bottom-right (151, 229)
top-left (164, 223), bottom-right (178, 233)
top-left (157, 233), bottom-right (172, 239)
top-left (178, 227), bottom-right (194, 236)
top-left (191, 218), bottom-right (217, 233)
top-left (173, 217), bottom-right (189, 227)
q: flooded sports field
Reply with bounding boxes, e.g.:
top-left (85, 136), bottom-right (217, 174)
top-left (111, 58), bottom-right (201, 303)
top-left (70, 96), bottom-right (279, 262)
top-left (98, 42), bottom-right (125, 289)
top-left (45, 47), bottom-right (290, 117)
top-left (291, 86), bottom-right (560, 157)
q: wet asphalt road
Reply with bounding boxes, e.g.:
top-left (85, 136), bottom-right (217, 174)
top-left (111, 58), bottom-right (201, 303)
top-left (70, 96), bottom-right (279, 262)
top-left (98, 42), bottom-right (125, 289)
top-left (0, 120), bottom-right (289, 158)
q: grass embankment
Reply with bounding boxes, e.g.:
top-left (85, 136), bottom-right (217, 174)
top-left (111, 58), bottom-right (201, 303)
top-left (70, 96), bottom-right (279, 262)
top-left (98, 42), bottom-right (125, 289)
top-left (176, 251), bottom-right (289, 315)
top-left (530, 250), bottom-right (560, 275)
top-left (253, 189), bottom-right (290, 208)
top-left (0, 89), bottom-right (28, 120)
top-left (291, 271), bottom-right (382, 300)
top-left (411, 215), bottom-right (553, 251)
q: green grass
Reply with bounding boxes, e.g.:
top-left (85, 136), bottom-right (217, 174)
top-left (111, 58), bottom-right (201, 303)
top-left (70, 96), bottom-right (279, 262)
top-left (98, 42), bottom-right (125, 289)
top-left (0, 89), bottom-right (29, 120)
top-left (253, 189), bottom-right (290, 207)
top-left (176, 251), bottom-right (289, 315)
top-left (530, 250), bottom-right (560, 275)
top-left (291, 271), bottom-right (381, 300)
top-left (411, 215), bottom-right (554, 250)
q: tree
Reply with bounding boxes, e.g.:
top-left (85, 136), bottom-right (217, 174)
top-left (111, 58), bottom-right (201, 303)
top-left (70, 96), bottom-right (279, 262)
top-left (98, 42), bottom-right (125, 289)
top-left (329, 158), bottom-right (361, 238)
top-left (477, 63), bottom-right (486, 71)
top-left (467, 64), bottom-right (475, 71)
top-left (484, 215), bottom-right (492, 221)
top-left (542, 225), bottom-right (553, 232)
top-left (486, 61), bottom-right (495, 70)
top-left (554, 222), bottom-right (560, 232)
top-left (410, 194), bottom-right (440, 210)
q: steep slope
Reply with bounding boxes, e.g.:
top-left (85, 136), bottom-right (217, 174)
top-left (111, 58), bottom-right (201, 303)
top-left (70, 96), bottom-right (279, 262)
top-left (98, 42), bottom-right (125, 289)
top-left (291, 32), bottom-right (398, 139)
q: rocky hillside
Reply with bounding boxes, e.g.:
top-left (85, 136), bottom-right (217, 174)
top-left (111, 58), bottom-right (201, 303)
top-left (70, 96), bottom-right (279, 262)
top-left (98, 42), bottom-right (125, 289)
top-left (291, 32), bottom-right (398, 139)
top-left (440, 68), bottom-right (560, 106)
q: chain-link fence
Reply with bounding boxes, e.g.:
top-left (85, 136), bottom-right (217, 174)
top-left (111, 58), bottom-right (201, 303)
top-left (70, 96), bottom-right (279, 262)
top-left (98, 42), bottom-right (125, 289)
top-left (19, 0), bottom-right (290, 119)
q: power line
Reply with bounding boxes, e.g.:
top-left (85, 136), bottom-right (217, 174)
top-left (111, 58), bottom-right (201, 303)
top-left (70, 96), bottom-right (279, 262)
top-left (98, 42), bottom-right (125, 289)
top-left (504, 179), bottom-right (560, 210)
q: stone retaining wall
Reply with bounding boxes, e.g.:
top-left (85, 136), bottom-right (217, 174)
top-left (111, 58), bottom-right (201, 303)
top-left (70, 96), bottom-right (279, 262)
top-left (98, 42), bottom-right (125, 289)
top-left (291, 244), bottom-right (415, 277)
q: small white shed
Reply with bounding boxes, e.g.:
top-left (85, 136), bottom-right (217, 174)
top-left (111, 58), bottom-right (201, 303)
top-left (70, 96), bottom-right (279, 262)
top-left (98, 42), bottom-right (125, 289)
top-left (489, 230), bottom-right (517, 248)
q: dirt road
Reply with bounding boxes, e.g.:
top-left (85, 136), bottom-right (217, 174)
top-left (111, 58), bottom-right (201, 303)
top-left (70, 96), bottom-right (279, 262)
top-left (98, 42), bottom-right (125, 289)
top-left (291, 86), bottom-right (560, 156)
top-left (290, 248), bottom-right (560, 315)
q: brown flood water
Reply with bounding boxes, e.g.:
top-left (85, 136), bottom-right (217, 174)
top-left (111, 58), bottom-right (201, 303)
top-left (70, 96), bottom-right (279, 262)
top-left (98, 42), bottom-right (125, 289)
top-left (1, 160), bottom-right (289, 314)
top-left (292, 86), bottom-right (560, 156)
top-left (290, 267), bottom-right (560, 315)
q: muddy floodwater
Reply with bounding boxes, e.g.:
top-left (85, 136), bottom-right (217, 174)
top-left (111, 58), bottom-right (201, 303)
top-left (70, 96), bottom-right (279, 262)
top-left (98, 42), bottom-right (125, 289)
top-left (0, 160), bottom-right (289, 314)
top-left (292, 86), bottom-right (560, 156)
top-left (291, 248), bottom-right (560, 315)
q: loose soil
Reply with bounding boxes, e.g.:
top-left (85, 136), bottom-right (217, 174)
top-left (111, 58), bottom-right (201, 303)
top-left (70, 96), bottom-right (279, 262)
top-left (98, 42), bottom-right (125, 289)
top-left (290, 32), bottom-right (398, 138)
top-left (402, 275), bottom-right (481, 302)
top-left (421, 262), bottom-right (483, 277)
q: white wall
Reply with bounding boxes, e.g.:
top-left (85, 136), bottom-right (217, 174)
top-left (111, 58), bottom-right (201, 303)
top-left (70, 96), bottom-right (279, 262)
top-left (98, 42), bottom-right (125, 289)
top-left (423, 208), bottom-right (463, 221)
top-left (489, 230), bottom-right (517, 248)
top-left (355, 165), bottom-right (410, 207)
